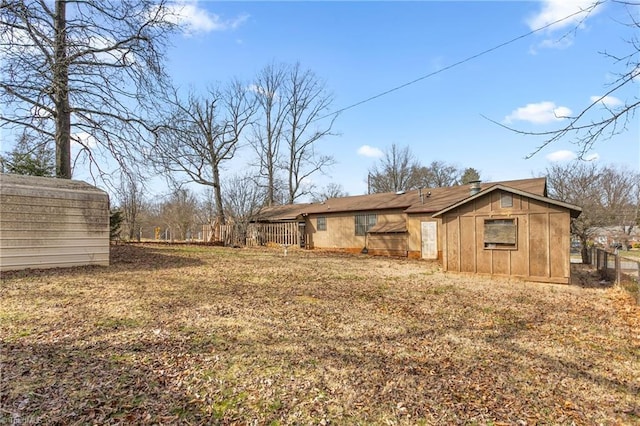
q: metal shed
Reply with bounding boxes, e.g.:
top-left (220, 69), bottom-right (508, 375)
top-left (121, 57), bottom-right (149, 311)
top-left (0, 174), bottom-right (110, 271)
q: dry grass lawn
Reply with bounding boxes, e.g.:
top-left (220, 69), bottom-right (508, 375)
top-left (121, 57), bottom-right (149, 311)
top-left (1, 244), bottom-right (639, 425)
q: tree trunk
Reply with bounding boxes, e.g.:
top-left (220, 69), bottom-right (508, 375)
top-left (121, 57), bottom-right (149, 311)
top-left (267, 170), bottom-right (274, 207)
top-left (54, 0), bottom-right (72, 179)
top-left (213, 166), bottom-right (226, 225)
top-left (580, 241), bottom-right (590, 264)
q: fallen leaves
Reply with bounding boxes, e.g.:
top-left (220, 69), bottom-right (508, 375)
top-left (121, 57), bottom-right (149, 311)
top-left (0, 244), bottom-right (638, 424)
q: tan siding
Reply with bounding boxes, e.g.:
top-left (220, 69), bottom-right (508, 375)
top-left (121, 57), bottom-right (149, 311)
top-left (549, 212), bottom-right (570, 279)
top-left (459, 216), bottom-right (475, 272)
top-left (492, 249), bottom-right (510, 276)
top-left (528, 198), bottom-right (553, 214)
top-left (528, 213), bottom-right (549, 278)
top-left (445, 216), bottom-right (460, 271)
top-left (509, 215), bottom-right (528, 277)
top-left (0, 175), bottom-right (110, 271)
top-left (406, 215), bottom-right (442, 259)
top-left (475, 216), bottom-right (491, 274)
top-left (307, 210), bottom-right (405, 250)
top-left (367, 234), bottom-right (408, 256)
top-left (438, 189), bottom-right (572, 284)
top-left (474, 196), bottom-right (491, 213)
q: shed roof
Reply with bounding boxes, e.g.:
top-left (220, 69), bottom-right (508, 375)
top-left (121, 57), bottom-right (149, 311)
top-left (0, 173), bottom-right (107, 195)
top-left (403, 178), bottom-right (547, 214)
top-left (431, 184), bottom-right (582, 218)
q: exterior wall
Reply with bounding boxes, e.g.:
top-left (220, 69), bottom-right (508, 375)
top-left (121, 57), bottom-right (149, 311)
top-left (440, 190), bottom-right (572, 284)
top-left (0, 175), bottom-right (110, 271)
top-left (367, 233), bottom-right (408, 256)
top-left (305, 210), bottom-right (406, 252)
top-left (406, 215), bottom-right (442, 259)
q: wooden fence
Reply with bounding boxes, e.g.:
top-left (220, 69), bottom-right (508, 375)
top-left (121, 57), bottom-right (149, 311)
top-left (591, 247), bottom-right (639, 304)
top-left (204, 222), bottom-right (302, 247)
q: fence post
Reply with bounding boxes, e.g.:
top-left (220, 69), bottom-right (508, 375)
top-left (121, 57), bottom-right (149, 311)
top-left (614, 253), bottom-right (620, 285)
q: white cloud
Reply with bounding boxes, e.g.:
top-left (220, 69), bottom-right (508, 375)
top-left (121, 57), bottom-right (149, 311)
top-left (357, 145), bottom-right (383, 158)
top-left (72, 132), bottom-right (98, 148)
top-left (163, 1), bottom-right (249, 35)
top-left (530, 37), bottom-right (574, 53)
top-left (584, 152), bottom-right (600, 161)
top-left (589, 95), bottom-right (623, 108)
top-left (545, 150), bottom-right (600, 162)
top-left (504, 101), bottom-right (572, 124)
top-left (30, 105), bottom-right (52, 119)
top-left (527, 0), bottom-right (602, 32)
top-left (526, 1), bottom-right (603, 52)
top-left (546, 150), bottom-right (577, 162)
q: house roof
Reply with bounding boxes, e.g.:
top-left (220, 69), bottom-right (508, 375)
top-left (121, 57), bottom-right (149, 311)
top-left (256, 177), bottom-right (552, 220)
top-left (403, 177), bottom-right (547, 214)
top-left (254, 203), bottom-right (312, 221)
top-left (431, 184), bottom-right (582, 218)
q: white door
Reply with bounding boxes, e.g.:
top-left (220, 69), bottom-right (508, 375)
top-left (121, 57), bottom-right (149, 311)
top-left (421, 221), bottom-right (437, 259)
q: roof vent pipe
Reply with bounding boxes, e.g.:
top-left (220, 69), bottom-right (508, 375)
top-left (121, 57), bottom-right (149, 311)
top-left (469, 180), bottom-right (482, 196)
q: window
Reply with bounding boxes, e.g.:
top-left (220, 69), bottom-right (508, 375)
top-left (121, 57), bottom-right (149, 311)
top-left (484, 218), bottom-right (517, 249)
top-left (317, 216), bottom-right (327, 231)
top-left (355, 213), bottom-right (377, 236)
top-left (500, 192), bottom-right (513, 208)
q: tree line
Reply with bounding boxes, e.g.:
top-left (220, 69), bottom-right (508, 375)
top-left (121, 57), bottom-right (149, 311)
top-left (366, 144), bottom-right (481, 193)
top-left (2, 1), bottom-right (639, 251)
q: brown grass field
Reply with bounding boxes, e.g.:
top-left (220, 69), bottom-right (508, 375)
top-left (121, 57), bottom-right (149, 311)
top-left (1, 244), bottom-right (639, 425)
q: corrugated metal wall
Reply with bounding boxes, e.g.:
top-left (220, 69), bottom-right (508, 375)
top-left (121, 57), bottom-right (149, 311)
top-left (0, 174), bottom-right (110, 271)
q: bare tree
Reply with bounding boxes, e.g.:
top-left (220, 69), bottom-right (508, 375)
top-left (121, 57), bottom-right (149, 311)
top-left (151, 81), bottom-right (256, 225)
top-left (221, 173), bottom-right (266, 245)
top-left (282, 63), bottom-right (336, 204)
top-left (114, 175), bottom-right (146, 241)
top-left (250, 63), bottom-right (288, 206)
top-left (546, 161), bottom-right (638, 262)
top-left (312, 183), bottom-right (348, 202)
top-left (0, 0), bottom-right (177, 179)
top-left (487, 1), bottom-right (639, 158)
top-left (160, 187), bottom-right (200, 241)
top-left (368, 144), bottom-right (421, 193)
top-left (418, 160), bottom-right (462, 187)
top-left (547, 162), bottom-right (604, 263)
top-left (599, 165), bottom-right (640, 249)
top-left (251, 62), bottom-right (336, 205)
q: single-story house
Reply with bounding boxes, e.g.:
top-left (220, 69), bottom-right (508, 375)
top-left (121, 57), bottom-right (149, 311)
top-left (256, 178), bottom-right (582, 284)
top-left (590, 226), bottom-right (639, 249)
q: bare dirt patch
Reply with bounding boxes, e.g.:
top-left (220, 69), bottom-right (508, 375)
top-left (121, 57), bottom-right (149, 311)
top-left (1, 244), bottom-right (639, 424)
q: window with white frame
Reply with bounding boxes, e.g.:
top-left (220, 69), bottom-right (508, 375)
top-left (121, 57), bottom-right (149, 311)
top-left (317, 216), bottom-right (327, 231)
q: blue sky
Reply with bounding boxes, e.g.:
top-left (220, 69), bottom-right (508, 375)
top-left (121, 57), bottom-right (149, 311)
top-left (3, 1), bottom-right (638, 198)
top-left (160, 0), bottom-right (639, 197)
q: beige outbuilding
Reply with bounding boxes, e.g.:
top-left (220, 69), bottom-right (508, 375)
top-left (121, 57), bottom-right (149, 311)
top-left (0, 174), bottom-right (110, 271)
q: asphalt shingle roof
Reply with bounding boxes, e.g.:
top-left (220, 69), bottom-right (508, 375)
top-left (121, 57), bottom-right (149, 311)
top-left (256, 178), bottom-right (548, 221)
